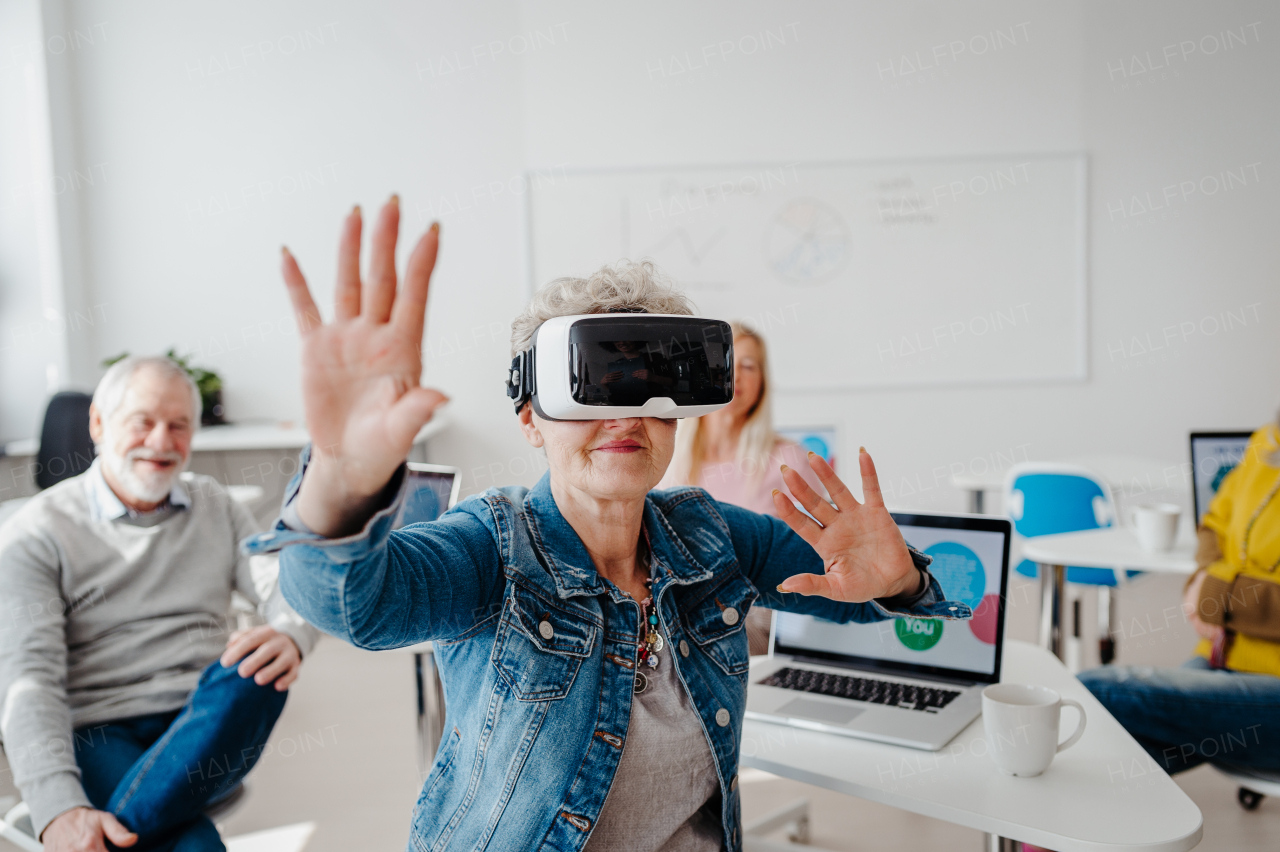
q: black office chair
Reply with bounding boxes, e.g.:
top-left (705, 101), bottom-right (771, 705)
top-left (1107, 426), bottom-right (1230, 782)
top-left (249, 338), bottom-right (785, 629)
top-left (34, 391), bottom-right (95, 489)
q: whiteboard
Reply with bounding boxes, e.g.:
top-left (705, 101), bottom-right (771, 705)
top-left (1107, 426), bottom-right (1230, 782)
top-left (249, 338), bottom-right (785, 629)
top-left (527, 155), bottom-right (1086, 390)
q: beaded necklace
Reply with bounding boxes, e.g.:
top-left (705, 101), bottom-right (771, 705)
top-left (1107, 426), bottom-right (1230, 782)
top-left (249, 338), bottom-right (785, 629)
top-left (632, 536), bottom-right (664, 695)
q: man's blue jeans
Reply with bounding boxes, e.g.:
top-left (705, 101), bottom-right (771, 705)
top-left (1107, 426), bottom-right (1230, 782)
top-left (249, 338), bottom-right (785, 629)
top-left (1079, 657), bottom-right (1280, 775)
top-left (73, 661), bottom-right (288, 852)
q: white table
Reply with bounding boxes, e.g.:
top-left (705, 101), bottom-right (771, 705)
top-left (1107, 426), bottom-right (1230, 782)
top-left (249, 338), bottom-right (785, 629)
top-left (3, 416), bottom-right (449, 457)
top-left (951, 454), bottom-right (1184, 514)
top-left (2, 415), bottom-right (451, 525)
top-left (741, 640), bottom-right (1203, 852)
top-left (1020, 526), bottom-right (1198, 663)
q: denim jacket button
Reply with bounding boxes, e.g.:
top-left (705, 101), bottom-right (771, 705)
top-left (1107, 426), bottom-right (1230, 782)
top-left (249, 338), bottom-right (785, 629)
top-left (715, 708), bottom-right (730, 727)
top-left (679, 640), bottom-right (690, 658)
top-left (722, 607), bottom-right (739, 626)
top-left (538, 620), bottom-right (554, 641)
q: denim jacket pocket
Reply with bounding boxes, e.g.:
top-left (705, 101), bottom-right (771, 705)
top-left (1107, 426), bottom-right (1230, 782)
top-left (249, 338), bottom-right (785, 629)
top-left (492, 584), bottom-right (598, 701)
top-left (417, 726), bottom-right (461, 810)
top-left (682, 574), bottom-right (758, 676)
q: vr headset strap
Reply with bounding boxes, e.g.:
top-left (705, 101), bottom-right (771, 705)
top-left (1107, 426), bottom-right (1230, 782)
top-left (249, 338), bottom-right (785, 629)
top-left (505, 348), bottom-right (535, 414)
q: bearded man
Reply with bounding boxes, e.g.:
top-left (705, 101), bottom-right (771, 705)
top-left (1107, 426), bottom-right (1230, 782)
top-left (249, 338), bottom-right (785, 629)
top-left (0, 356), bottom-right (318, 852)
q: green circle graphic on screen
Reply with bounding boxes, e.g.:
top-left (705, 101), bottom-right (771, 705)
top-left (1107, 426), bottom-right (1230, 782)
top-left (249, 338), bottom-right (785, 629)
top-left (923, 541), bottom-right (986, 611)
top-left (895, 617), bottom-right (943, 650)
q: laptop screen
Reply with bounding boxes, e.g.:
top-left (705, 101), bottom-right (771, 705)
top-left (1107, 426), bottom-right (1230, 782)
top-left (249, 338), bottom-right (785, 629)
top-left (392, 464), bottom-right (461, 529)
top-left (1189, 432), bottom-right (1252, 524)
top-left (771, 512), bottom-right (1010, 685)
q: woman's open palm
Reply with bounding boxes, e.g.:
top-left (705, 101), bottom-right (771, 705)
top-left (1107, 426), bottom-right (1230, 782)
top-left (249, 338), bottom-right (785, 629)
top-left (772, 450), bottom-right (920, 602)
top-left (281, 198), bottom-right (447, 531)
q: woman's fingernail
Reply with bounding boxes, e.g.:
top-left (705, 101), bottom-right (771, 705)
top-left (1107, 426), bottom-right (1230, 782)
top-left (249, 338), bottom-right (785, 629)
top-left (780, 464), bottom-right (790, 473)
top-left (776, 584), bottom-right (788, 593)
top-left (390, 193), bottom-right (400, 206)
top-left (771, 489), bottom-right (781, 496)
top-left (808, 450), bottom-right (816, 457)
top-left (430, 220), bottom-right (440, 234)
top-left (859, 445), bottom-right (867, 453)
top-left (280, 246), bottom-right (291, 258)
top-left (352, 204), bottom-right (361, 216)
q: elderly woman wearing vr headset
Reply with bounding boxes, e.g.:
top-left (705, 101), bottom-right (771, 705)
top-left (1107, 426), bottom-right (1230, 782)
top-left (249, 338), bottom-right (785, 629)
top-left (252, 198), bottom-right (970, 852)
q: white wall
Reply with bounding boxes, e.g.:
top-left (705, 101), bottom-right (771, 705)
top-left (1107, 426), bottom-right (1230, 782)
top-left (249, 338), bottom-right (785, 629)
top-left (12, 0), bottom-right (1278, 507)
top-left (42, 0), bottom-right (531, 495)
top-left (519, 0), bottom-right (1278, 511)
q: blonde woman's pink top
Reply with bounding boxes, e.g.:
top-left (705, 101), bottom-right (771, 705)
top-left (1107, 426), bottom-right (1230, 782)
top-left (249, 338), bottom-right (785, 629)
top-left (660, 438), bottom-right (828, 516)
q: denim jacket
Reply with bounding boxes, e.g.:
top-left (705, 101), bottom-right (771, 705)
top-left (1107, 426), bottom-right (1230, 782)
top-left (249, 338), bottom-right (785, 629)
top-left (245, 456), bottom-right (971, 852)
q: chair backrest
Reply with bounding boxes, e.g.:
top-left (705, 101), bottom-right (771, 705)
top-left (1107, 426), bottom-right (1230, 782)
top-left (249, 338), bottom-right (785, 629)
top-left (35, 391), bottom-right (95, 490)
top-left (1003, 462), bottom-right (1116, 538)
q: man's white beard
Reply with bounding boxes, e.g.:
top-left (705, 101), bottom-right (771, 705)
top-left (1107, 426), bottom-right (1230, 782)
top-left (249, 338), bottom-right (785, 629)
top-left (102, 446), bottom-right (186, 505)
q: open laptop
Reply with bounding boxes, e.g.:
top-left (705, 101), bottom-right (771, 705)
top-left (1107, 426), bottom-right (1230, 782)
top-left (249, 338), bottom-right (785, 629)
top-left (1189, 431), bottom-right (1252, 524)
top-left (393, 463), bottom-right (462, 528)
top-left (746, 511), bottom-right (1011, 751)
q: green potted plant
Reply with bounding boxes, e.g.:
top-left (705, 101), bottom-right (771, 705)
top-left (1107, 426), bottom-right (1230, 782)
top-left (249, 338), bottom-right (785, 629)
top-left (101, 350), bottom-right (227, 425)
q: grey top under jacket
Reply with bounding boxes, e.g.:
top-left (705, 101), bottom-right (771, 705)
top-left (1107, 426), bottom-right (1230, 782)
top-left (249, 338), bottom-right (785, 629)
top-left (0, 461), bottom-right (319, 837)
top-left (582, 598), bottom-right (723, 852)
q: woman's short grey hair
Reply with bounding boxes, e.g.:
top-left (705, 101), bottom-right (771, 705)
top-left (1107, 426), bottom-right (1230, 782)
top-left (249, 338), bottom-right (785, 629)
top-left (510, 260), bottom-right (695, 356)
top-left (93, 356), bottom-right (202, 425)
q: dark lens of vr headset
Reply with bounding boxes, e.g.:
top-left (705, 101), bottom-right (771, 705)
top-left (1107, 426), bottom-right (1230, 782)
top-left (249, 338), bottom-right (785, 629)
top-left (568, 317), bottom-right (734, 409)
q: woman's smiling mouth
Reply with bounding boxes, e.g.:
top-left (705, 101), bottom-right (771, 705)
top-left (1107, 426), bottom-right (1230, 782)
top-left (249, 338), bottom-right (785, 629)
top-left (594, 440), bottom-right (643, 453)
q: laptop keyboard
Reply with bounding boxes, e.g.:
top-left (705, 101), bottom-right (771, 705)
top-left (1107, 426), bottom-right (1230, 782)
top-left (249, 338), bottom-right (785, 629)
top-left (760, 667), bottom-right (962, 713)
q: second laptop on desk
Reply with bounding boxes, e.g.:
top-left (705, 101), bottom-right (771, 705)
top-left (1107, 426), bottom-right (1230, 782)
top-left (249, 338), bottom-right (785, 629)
top-left (747, 511), bottom-right (1011, 751)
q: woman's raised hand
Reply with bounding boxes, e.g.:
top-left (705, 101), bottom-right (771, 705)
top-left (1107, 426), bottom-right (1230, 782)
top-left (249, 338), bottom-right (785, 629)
top-left (281, 197), bottom-right (448, 537)
top-left (772, 449), bottom-right (921, 603)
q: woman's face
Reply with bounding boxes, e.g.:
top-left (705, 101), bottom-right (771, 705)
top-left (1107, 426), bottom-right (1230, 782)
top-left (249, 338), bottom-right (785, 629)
top-left (519, 410), bottom-right (676, 503)
top-left (721, 334), bottom-right (763, 419)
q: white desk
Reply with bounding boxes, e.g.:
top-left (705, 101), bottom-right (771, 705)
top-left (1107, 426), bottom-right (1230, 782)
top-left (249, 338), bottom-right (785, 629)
top-left (3, 415), bottom-right (450, 457)
top-left (951, 454), bottom-right (1185, 514)
top-left (1021, 526), bottom-right (1197, 662)
top-left (741, 640), bottom-right (1203, 852)
top-left (1, 415), bottom-right (451, 525)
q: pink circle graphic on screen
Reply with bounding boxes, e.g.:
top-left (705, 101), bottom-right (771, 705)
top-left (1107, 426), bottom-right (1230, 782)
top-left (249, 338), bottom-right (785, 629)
top-left (969, 594), bottom-right (1000, 645)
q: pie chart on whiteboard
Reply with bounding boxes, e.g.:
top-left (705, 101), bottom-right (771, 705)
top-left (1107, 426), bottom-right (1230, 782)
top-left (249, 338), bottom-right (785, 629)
top-left (764, 198), bottom-right (852, 284)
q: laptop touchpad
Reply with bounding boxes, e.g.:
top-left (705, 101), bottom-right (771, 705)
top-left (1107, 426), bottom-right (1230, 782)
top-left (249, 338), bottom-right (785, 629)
top-left (779, 697), bottom-right (865, 726)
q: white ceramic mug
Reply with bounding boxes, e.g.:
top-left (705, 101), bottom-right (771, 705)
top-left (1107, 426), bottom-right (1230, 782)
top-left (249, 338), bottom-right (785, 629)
top-left (982, 683), bottom-right (1086, 777)
top-left (1131, 503), bottom-right (1181, 553)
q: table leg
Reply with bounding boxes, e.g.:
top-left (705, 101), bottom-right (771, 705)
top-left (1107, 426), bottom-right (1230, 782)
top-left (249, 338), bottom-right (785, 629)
top-left (1038, 563), bottom-right (1067, 661)
top-left (1098, 585), bottom-right (1116, 665)
top-left (984, 834), bottom-right (1020, 852)
top-left (413, 651), bottom-right (448, 777)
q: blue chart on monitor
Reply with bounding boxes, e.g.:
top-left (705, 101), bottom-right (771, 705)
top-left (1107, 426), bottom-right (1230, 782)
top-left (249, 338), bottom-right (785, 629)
top-left (922, 542), bottom-right (986, 610)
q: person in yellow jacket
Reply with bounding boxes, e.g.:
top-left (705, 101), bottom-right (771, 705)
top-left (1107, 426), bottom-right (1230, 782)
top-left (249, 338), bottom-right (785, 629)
top-left (1079, 422), bottom-right (1280, 777)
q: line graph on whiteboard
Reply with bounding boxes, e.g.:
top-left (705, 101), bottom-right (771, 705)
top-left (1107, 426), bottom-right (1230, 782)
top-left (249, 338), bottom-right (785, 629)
top-left (529, 156), bottom-right (1086, 390)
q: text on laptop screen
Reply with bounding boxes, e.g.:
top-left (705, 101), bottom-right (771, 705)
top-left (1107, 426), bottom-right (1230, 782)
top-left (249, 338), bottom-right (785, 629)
top-left (773, 522), bottom-right (1006, 680)
top-left (392, 470), bottom-right (458, 528)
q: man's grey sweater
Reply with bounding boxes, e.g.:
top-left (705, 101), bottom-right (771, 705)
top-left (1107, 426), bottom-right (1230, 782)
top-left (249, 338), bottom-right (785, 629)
top-left (0, 462), bottom-right (319, 837)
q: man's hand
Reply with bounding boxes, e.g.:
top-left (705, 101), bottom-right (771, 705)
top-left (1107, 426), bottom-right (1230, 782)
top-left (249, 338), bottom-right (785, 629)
top-left (772, 448), bottom-right (920, 603)
top-left (42, 807), bottom-right (136, 852)
top-left (220, 625), bottom-right (302, 691)
top-left (1184, 570), bottom-right (1225, 642)
top-left (281, 197), bottom-right (448, 538)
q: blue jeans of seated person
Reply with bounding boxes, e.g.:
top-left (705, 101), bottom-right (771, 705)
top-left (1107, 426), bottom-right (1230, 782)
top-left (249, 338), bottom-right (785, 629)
top-left (73, 660), bottom-right (288, 852)
top-left (1079, 656), bottom-right (1280, 776)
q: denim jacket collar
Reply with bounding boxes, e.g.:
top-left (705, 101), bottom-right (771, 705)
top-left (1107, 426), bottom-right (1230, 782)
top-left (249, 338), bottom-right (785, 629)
top-left (521, 473), bottom-right (720, 602)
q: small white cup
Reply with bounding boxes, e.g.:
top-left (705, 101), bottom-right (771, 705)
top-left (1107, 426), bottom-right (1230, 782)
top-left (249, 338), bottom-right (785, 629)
top-left (982, 683), bottom-right (1086, 777)
top-left (1132, 503), bottom-right (1181, 553)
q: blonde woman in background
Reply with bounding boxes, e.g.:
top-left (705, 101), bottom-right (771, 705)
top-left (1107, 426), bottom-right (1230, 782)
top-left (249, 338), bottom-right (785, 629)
top-left (660, 322), bottom-right (829, 654)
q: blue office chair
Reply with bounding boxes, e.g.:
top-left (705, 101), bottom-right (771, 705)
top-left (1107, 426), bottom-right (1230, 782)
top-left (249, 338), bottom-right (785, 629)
top-left (1004, 463), bottom-right (1136, 665)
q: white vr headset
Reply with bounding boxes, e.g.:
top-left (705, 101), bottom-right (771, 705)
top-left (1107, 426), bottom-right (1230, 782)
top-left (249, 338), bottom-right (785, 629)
top-left (505, 313), bottom-right (735, 420)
